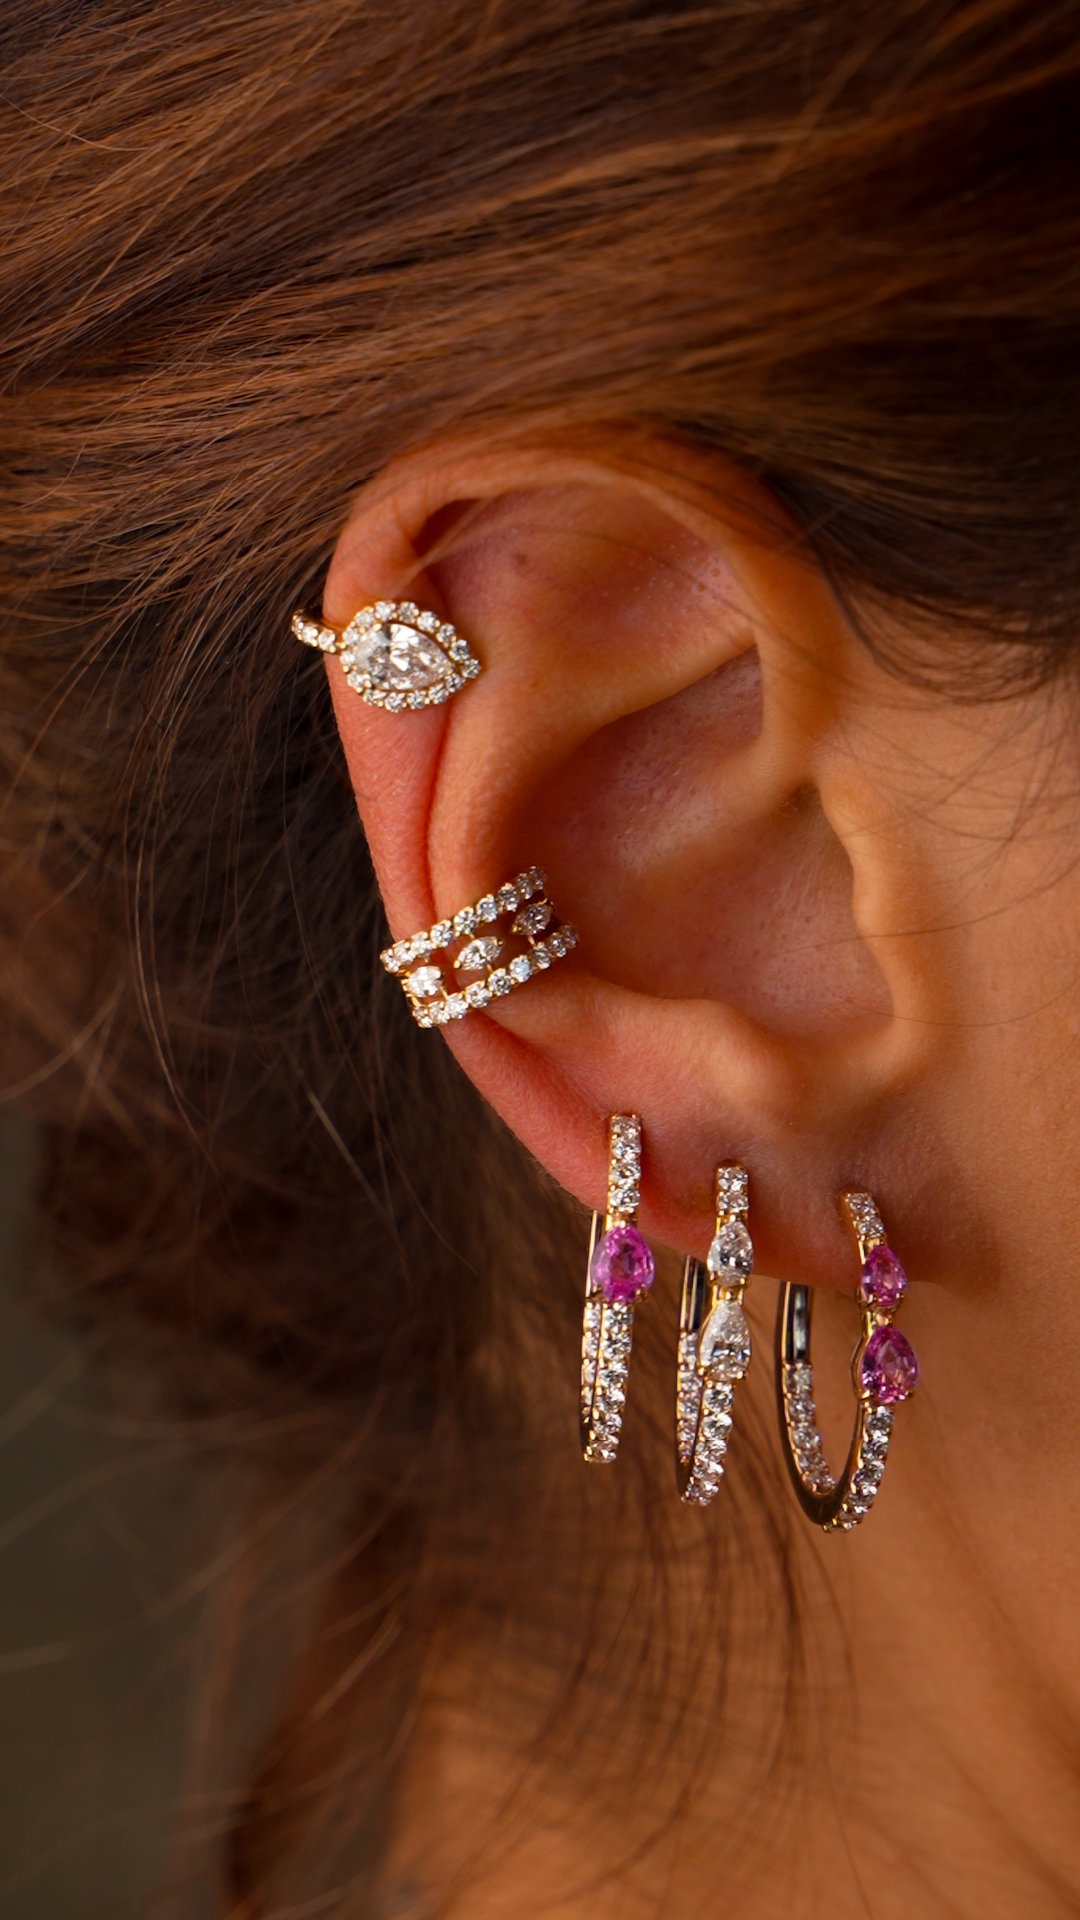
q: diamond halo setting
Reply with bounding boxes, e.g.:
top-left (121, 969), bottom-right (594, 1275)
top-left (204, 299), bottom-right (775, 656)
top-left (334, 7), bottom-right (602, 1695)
top-left (291, 600), bottom-right (483, 709)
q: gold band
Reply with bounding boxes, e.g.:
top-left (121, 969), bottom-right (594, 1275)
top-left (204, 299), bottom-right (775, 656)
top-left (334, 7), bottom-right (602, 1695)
top-left (380, 870), bottom-right (577, 1026)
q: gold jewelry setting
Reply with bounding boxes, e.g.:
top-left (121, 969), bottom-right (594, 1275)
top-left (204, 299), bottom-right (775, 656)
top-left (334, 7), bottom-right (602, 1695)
top-left (776, 1190), bottom-right (919, 1533)
top-left (380, 869), bottom-right (577, 1026)
top-left (291, 600), bottom-right (482, 709)
top-left (676, 1164), bottom-right (753, 1505)
top-left (581, 1116), bottom-right (654, 1464)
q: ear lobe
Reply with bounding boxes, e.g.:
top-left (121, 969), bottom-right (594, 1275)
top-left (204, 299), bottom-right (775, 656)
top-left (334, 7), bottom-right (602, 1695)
top-left (318, 433), bottom-right (921, 1280)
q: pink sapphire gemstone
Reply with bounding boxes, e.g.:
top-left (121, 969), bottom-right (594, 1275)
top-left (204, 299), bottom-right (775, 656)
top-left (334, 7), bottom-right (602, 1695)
top-left (859, 1244), bottom-right (908, 1310)
top-left (590, 1224), bottom-right (655, 1304)
top-left (859, 1326), bottom-right (919, 1403)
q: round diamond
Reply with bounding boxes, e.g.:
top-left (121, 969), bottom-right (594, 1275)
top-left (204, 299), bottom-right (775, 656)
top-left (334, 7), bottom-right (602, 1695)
top-left (488, 968), bottom-right (513, 996)
top-left (590, 1225), bottom-right (655, 1304)
top-left (444, 993), bottom-right (468, 1020)
top-left (465, 981), bottom-right (491, 1009)
top-left (496, 884), bottom-right (520, 914)
top-left (453, 907), bottom-right (478, 938)
top-left (706, 1220), bottom-right (753, 1281)
top-left (509, 954), bottom-right (533, 984)
top-left (859, 1326), bottom-right (919, 1404)
top-left (698, 1299), bottom-right (752, 1381)
top-left (476, 895), bottom-right (499, 923)
top-left (405, 965), bottom-right (443, 1000)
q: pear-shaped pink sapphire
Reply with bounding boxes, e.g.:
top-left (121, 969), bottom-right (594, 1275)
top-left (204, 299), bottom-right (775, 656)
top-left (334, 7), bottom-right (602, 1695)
top-left (859, 1244), bottom-right (907, 1310)
top-left (859, 1326), bottom-right (918, 1403)
top-left (590, 1224), bottom-right (654, 1304)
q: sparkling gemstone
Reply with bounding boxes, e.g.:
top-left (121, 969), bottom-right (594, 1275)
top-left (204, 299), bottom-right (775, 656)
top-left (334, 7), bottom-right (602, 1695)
top-left (405, 965), bottom-right (443, 999)
top-left (455, 936), bottom-right (502, 973)
top-left (488, 968), bottom-right (513, 995)
top-left (429, 920), bottom-right (453, 948)
top-left (444, 993), bottom-right (468, 1020)
top-left (531, 943), bottom-right (552, 968)
top-left (590, 1225), bottom-right (655, 1304)
top-left (859, 1326), bottom-right (919, 1404)
top-left (513, 900), bottom-right (553, 936)
top-left (343, 618), bottom-right (453, 693)
top-left (859, 1244), bottom-right (908, 1310)
top-left (464, 981), bottom-right (491, 1009)
top-left (416, 610), bottom-right (439, 632)
top-left (496, 884), bottom-right (520, 914)
top-left (706, 1219), bottom-right (753, 1280)
top-left (476, 895), bottom-right (499, 923)
top-left (509, 954), bottom-right (533, 983)
top-left (453, 907), bottom-right (478, 937)
top-left (698, 1298), bottom-right (752, 1381)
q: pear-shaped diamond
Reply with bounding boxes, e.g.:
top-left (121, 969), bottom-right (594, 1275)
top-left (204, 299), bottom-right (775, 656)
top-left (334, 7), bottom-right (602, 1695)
top-left (698, 1299), bottom-right (752, 1381)
top-left (454, 936), bottom-right (503, 973)
top-left (707, 1219), bottom-right (753, 1280)
top-left (345, 617), bottom-right (453, 694)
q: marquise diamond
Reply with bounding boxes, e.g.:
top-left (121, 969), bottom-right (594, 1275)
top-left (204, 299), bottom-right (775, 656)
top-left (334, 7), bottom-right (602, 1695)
top-left (454, 936), bottom-right (502, 973)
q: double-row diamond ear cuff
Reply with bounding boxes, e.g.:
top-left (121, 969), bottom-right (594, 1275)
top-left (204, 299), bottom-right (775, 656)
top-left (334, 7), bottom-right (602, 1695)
top-left (581, 1116), bottom-right (655, 1464)
top-left (380, 869), bottom-right (577, 1026)
top-left (776, 1190), bottom-right (919, 1532)
top-left (676, 1164), bottom-right (754, 1505)
top-left (292, 600), bottom-right (482, 710)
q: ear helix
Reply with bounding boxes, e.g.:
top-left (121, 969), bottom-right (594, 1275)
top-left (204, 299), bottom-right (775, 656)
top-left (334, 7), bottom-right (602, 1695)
top-left (292, 599), bottom-right (482, 710)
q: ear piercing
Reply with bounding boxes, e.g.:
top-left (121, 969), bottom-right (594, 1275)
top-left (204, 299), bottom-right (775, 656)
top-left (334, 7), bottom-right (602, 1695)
top-left (776, 1190), bottom-right (919, 1532)
top-left (292, 600), bottom-right (482, 709)
top-left (676, 1164), bottom-right (754, 1505)
top-left (381, 869), bottom-right (577, 1026)
top-left (581, 1116), bottom-right (655, 1464)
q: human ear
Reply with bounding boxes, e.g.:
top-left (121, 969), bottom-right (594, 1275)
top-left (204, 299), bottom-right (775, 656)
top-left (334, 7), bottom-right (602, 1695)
top-left (317, 429), bottom-right (942, 1288)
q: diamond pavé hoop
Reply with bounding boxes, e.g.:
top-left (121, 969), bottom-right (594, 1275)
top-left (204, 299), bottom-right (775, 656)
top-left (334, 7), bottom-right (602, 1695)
top-left (776, 1190), bottom-right (919, 1532)
top-left (581, 1115), bottom-right (655, 1464)
top-left (676, 1163), bottom-right (754, 1506)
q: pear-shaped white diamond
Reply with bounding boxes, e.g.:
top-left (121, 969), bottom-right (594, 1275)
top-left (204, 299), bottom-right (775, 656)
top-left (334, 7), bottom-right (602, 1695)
top-left (344, 618), bottom-right (453, 694)
top-left (698, 1298), bottom-right (752, 1381)
top-left (707, 1219), bottom-right (753, 1280)
top-left (454, 936), bottom-right (503, 973)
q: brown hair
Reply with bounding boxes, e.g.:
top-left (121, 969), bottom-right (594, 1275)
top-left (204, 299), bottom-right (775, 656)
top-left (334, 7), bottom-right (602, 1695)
top-left (1, 0), bottom-right (1078, 1909)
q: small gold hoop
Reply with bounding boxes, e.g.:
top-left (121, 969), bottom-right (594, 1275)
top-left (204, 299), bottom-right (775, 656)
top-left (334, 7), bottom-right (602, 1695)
top-left (776, 1190), bottom-right (919, 1532)
top-left (675, 1164), bottom-right (753, 1505)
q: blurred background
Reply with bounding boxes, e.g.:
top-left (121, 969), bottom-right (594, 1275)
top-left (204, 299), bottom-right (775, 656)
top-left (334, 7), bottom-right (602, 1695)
top-left (0, 1116), bottom-right (224, 1918)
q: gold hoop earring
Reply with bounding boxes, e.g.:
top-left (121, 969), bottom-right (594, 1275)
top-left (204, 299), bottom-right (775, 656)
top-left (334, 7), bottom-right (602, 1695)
top-left (676, 1164), bottom-right (753, 1505)
top-left (776, 1190), bottom-right (919, 1532)
top-left (580, 1115), bottom-right (654, 1464)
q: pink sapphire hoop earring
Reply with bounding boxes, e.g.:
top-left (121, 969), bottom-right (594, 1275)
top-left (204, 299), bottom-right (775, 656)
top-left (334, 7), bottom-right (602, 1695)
top-left (676, 1164), bottom-right (753, 1505)
top-left (381, 869), bottom-right (577, 1026)
top-left (292, 600), bottom-right (482, 710)
top-left (581, 1116), bottom-right (655, 1464)
top-left (776, 1190), bottom-right (919, 1533)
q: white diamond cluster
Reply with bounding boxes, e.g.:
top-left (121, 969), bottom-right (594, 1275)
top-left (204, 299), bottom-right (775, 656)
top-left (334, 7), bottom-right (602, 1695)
top-left (679, 1163), bottom-right (753, 1507)
top-left (781, 1361), bottom-right (894, 1532)
top-left (581, 1116), bottom-right (643, 1464)
top-left (291, 600), bottom-right (482, 710)
top-left (380, 869), bottom-right (577, 1026)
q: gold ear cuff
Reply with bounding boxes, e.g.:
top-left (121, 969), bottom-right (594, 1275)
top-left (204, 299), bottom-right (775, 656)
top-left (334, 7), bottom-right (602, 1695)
top-left (380, 869), bottom-right (577, 1026)
top-left (292, 600), bottom-right (482, 710)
